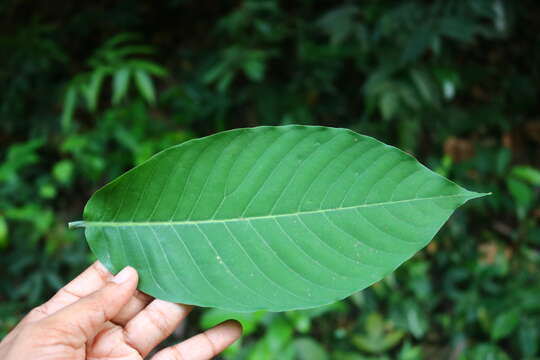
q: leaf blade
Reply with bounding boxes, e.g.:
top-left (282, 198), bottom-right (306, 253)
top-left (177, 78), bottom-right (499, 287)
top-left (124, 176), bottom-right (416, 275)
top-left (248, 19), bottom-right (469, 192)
top-left (134, 70), bottom-right (156, 104)
top-left (81, 126), bottom-right (486, 311)
top-left (112, 68), bottom-right (130, 105)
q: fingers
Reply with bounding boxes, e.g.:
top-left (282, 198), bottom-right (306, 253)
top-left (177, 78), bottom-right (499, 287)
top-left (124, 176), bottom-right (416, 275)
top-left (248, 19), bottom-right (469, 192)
top-left (152, 320), bottom-right (242, 360)
top-left (22, 261), bottom-right (111, 323)
top-left (123, 300), bottom-right (192, 357)
top-left (23, 261), bottom-right (152, 325)
top-left (113, 290), bottom-right (154, 326)
top-left (39, 266), bottom-right (138, 349)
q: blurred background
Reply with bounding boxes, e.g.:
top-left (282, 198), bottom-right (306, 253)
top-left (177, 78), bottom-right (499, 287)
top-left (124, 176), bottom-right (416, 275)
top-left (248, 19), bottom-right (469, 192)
top-left (1, 0), bottom-right (539, 359)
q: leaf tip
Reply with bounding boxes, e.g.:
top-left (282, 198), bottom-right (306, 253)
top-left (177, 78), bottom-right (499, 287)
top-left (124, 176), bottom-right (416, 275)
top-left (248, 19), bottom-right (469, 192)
top-left (463, 191), bottom-right (492, 202)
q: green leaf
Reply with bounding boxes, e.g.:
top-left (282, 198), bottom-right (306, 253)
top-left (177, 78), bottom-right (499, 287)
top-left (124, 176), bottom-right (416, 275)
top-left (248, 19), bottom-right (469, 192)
top-left (0, 139), bottom-right (44, 183)
top-left (101, 33), bottom-right (141, 49)
top-left (74, 126), bottom-right (487, 311)
top-left (83, 68), bottom-right (106, 111)
top-left (130, 60), bottom-right (168, 77)
top-left (507, 178), bottom-right (532, 213)
top-left (511, 166), bottom-right (540, 186)
top-left (203, 62), bottom-right (228, 84)
top-left (61, 86), bottom-right (77, 131)
top-left (287, 302), bottom-right (345, 332)
top-left (519, 319), bottom-right (538, 357)
top-left (397, 342), bottom-right (423, 360)
top-left (246, 316), bottom-right (295, 360)
top-left (217, 71), bottom-right (234, 93)
top-left (53, 160), bottom-right (74, 185)
top-left (200, 308), bottom-right (265, 335)
top-left (379, 92), bottom-right (400, 120)
top-left (317, 5), bottom-right (359, 45)
top-left (462, 344), bottom-right (511, 360)
top-left (491, 309), bottom-right (520, 341)
top-left (39, 183), bottom-right (57, 199)
top-left (114, 45), bottom-right (155, 59)
top-left (353, 313), bottom-right (405, 354)
top-left (402, 25), bottom-right (434, 63)
top-left (294, 337), bottom-right (328, 360)
top-left (409, 69), bottom-right (439, 107)
top-left (266, 316), bottom-right (294, 353)
top-left (0, 216), bottom-right (8, 249)
top-left (242, 58), bottom-right (265, 82)
top-left (134, 70), bottom-right (156, 104)
top-left (392, 300), bottom-right (428, 339)
top-left (112, 68), bottom-right (130, 105)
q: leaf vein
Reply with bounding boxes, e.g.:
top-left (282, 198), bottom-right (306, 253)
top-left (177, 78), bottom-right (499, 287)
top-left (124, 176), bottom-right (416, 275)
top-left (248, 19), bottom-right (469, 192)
top-left (81, 194), bottom-right (475, 227)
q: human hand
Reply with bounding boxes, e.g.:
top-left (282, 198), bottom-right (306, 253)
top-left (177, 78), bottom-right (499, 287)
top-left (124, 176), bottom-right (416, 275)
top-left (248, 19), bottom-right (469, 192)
top-left (0, 262), bottom-right (242, 360)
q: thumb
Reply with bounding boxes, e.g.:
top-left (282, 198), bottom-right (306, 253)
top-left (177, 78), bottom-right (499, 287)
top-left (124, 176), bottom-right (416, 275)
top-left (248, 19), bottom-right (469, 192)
top-left (41, 266), bottom-right (138, 347)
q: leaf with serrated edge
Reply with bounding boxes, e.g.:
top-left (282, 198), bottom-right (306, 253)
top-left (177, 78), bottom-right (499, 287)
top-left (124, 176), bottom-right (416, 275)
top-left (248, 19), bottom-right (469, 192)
top-left (71, 126), bottom-right (488, 312)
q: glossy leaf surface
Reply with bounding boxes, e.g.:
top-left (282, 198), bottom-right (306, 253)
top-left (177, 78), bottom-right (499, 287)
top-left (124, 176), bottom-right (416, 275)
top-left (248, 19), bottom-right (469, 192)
top-left (76, 126), bottom-right (486, 311)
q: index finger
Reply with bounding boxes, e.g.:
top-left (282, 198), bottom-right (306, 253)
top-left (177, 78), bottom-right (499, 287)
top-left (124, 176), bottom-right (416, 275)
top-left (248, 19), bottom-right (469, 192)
top-left (23, 261), bottom-right (152, 324)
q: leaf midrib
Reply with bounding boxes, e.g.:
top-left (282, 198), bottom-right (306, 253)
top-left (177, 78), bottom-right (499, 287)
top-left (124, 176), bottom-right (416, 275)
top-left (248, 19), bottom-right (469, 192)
top-left (76, 193), bottom-right (480, 228)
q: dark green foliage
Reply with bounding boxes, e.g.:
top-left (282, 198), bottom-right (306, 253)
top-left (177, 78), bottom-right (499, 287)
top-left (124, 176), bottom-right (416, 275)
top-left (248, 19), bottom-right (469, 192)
top-left (1, 0), bottom-right (539, 358)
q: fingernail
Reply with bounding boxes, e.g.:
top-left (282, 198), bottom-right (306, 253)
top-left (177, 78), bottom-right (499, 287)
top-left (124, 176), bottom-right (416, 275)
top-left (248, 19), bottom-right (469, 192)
top-left (112, 266), bottom-right (134, 284)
